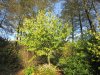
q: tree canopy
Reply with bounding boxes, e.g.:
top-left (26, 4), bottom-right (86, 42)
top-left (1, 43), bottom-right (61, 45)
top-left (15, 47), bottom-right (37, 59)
top-left (18, 11), bottom-right (71, 65)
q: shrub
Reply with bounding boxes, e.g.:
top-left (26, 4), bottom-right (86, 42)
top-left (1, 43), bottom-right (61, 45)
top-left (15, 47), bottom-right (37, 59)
top-left (55, 38), bottom-right (93, 75)
top-left (24, 66), bottom-right (35, 75)
top-left (36, 64), bottom-right (59, 75)
top-left (59, 55), bottom-right (92, 75)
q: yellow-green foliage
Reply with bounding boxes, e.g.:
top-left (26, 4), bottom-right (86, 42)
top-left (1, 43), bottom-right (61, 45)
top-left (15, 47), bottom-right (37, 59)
top-left (87, 31), bottom-right (100, 61)
top-left (18, 10), bottom-right (71, 64)
top-left (24, 64), bottom-right (59, 75)
top-left (36, 64), bottom-right (58, 75)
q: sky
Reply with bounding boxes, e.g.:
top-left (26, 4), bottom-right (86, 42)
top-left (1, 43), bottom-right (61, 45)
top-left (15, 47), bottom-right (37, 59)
top-left (0, 0), bottom-right (100, 41)
top-left (0, 0), bottom-right (64, 41)
top-left (53, 0), bottom-right (65, 16)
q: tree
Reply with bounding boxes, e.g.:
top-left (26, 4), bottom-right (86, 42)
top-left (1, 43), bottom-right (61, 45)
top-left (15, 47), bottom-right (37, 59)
top-left (61, 0), bottom-right (99, 40)
top-left (18, 11), bottom-right (71, 65)
top-left (0, 0), bottom-right (57, 40)
top-left (86, 31), bottom-right (100, 62)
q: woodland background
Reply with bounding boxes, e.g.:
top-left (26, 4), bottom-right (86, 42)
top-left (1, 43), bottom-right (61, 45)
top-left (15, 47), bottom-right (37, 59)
top-left (0, 0), bottom-right (100, 75)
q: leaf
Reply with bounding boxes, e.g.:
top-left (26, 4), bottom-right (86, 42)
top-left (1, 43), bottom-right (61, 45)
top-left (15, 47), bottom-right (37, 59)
top-left (36, 50), bottom-right (46, 56)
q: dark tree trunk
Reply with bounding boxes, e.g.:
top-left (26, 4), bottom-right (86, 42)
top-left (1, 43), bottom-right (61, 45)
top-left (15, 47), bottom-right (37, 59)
top-left (79, 10), bottom-right (83, 39)
top-left (85, 9), bottom-right (96, 32)
top-left (71, 18), bottom-right (74, 42)
top-left (91, 0), bottom-right (97, 13)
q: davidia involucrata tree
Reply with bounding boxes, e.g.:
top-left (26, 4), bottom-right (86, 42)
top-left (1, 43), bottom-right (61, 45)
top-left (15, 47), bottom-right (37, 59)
top-left (18, 11), bottom-right (71, 65)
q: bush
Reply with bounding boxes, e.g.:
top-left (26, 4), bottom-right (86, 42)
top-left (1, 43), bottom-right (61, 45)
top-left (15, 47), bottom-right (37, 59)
top-left (36, 64), bottom-right (59, 75)
top-left (24, 66), bottom-right (35, 75)
top-left (59, 41), bottom-right (93, 75)
top-left (59, 55), bottom-right (92, 75)
top-left (24, 64), bottom-right (60, 75)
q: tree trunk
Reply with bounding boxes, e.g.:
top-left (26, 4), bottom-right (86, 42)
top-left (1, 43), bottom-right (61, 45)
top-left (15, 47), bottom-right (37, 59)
top-left (91, 0), bottom-right (97, 13)
top-left (83, 0), bottom-right (96, 32)
top-left (71, 18), bottom-right (74, 42)
top-left (47, 54), bottom-right (51, 66)
top-left (85, 9), bottom-right (96, 32)
top-left (79, 10), bottom-right (83, 39)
